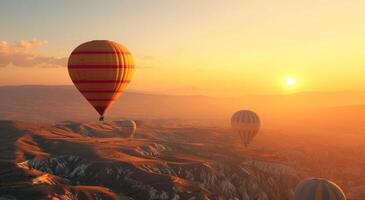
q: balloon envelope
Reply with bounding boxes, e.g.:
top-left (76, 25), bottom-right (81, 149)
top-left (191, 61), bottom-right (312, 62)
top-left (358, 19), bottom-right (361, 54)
top-left (231, 110), bottom-right (260, 147)
top-left (115, 120), bottom-right (136, 137)
top-left (68, 40), bottom-right (134, 120)
top-left (294, 178), bottom-right (346, 200)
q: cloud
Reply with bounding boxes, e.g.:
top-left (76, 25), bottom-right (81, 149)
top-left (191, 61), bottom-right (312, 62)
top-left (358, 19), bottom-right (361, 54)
top-left (15, 39), bottom-right (48, 49)
top-left (0, 39), bottom-right (67, 67)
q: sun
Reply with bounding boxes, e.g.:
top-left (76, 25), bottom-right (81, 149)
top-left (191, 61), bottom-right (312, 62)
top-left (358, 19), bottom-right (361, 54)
top-left (286, 77), bottom-right (296, 86)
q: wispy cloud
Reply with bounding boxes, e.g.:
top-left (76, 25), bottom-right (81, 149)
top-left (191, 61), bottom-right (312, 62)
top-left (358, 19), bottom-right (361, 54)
top-left (0, 39), bottom-right (67, 67)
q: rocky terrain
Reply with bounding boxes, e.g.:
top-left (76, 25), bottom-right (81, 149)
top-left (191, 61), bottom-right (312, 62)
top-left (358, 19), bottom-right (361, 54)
top-left (0, 120), bottom-right (299, 200)
top-left (1, 86), bottom-right (364, 200)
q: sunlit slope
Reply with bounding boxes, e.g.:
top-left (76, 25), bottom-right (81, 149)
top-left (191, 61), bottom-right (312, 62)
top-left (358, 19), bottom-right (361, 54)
top-left (0, 120), bottom-right (298, 200)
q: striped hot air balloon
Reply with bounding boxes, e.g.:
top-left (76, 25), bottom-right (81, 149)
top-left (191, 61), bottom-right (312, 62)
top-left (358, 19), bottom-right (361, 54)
top-left (231, 110), bottom-right (260, 147)
top-left (294, 178), bottom-right (346, 200)
top-left (68, 40), bottom-right (134, 121)
top-left (115, 119), bottom-right (136, 137)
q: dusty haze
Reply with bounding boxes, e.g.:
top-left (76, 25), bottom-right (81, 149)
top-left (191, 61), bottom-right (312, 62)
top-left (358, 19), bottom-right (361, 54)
top-left (0, 85), bottom-right (364, 199)
top-left (2, 85), bottom-right (365, 130)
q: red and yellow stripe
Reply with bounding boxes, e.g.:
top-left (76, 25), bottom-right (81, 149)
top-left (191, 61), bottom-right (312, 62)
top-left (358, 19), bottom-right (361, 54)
top-left (68, 40), bottom-right (134, 117)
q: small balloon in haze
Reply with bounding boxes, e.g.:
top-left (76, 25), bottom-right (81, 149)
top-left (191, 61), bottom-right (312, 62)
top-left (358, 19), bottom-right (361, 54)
top-left (294, 178), bottom-right (346, 200)
top-left (68, 40), bottom-right (134, 121)
top-left (231, 110), bottom-right (260, 147)
top-left (115, 120), bottom-right (136, 137)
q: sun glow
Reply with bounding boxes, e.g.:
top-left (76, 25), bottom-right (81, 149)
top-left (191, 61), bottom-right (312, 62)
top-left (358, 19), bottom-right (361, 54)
top-left (286, 77), bottom-right (297, 86)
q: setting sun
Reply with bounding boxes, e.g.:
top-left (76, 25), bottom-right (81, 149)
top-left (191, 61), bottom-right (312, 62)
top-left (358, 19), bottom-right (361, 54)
top-left (286, 77), bottom-right (297, 86)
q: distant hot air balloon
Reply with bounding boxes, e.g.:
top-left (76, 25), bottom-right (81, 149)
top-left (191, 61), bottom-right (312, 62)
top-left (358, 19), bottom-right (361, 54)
top-left (115, 119), bottom-right (136, 137)
top-left (68, 40), bottom-right (134, 121)
top-left (231, 110), bottom-right (260, 147)
top-left (294, 178), bottom-right (346, 200)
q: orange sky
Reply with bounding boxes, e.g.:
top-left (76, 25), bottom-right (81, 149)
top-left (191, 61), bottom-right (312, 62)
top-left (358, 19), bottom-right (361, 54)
top-left (1, 1), bottom-right (365, 96)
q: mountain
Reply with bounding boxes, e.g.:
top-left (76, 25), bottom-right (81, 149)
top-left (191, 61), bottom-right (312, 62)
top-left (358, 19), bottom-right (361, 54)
top-left (0, 120), bottom-right (299, 200)
top-left (1, 83), bottom-right (365, 199)
top-left (2, 85), bottom-right (365, 130)
top-left (1, 118), bottom-right (364, 199)
top-left (0, 85), bottom-right (231, 123)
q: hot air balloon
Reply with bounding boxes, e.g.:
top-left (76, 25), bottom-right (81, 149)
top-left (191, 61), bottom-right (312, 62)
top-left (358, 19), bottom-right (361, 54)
top-left (231, 110), bottom-right (260, 147)
top-left (115, 119), bottom-right (136, 137)
top-left (294, 178), bottom-right (346, 200)
top-left (68, 40), bottom-right (134, 121)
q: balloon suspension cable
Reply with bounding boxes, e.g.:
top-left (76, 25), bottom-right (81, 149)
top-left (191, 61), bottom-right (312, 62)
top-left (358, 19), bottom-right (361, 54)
top-left (99, 116), bottom-right (104, 121)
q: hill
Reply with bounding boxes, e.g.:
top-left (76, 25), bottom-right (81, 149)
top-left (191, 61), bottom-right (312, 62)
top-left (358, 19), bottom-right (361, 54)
top-left (2, 85), bottom-right (365, 131)
top-left (0, 120), bottom-right (299, 200)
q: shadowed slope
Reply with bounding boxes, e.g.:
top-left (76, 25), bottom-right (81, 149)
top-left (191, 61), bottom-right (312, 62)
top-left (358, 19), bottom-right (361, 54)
top-left (0, 120), bottom-right (299, 200)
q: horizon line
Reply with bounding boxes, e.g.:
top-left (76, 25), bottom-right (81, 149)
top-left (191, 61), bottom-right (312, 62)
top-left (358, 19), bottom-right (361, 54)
top-left (1, 84), bottom-right (365, 98)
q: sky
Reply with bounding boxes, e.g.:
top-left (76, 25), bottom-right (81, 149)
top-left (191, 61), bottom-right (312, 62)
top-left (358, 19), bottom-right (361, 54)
top-left (1, 0), bottom-right (365, 96)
